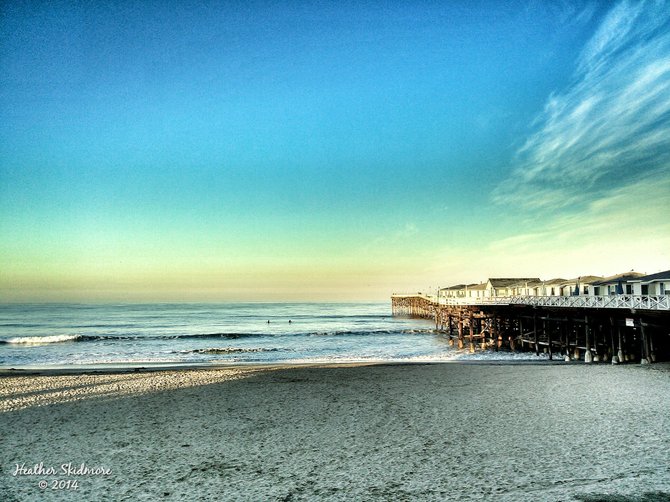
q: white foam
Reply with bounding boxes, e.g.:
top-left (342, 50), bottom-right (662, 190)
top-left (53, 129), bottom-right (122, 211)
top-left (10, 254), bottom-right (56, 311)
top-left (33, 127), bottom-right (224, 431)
top-left (4, 334), bottom-right (81, 345)
top-left (279, 350), bottom-right (551, 365)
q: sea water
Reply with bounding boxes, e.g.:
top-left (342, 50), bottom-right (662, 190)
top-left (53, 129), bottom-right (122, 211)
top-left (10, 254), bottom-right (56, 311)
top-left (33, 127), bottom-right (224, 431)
top-left (0, 303), bottom-right (545, 368)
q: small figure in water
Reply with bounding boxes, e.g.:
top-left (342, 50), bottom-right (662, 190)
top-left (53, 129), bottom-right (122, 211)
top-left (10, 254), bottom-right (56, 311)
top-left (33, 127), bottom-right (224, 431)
top-left (289, 320), bottom-right (292, 324)
top-left (267, 320), bottom-right (270, 324)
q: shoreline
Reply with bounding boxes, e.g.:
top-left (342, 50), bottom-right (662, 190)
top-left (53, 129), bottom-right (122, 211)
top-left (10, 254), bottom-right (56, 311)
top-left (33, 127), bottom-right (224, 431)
top-left (0, 357), bottom-right (577, 377)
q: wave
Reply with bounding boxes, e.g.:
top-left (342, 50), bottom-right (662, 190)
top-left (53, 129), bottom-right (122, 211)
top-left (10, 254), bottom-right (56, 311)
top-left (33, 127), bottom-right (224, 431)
top-left (0, 328), bottom-right (436, 346)
top-left (296, 314), bottom-right (390, 319)
top-left (1, 334), bottom-right (83, 345)
top-left (179, 347), bottom-right (284, 355)
top-left (0, 332), bottom-right (265, 345)
top-left (79, 332), bottom-right (267, 342)
top-left (308, 329), bottom-right (434, 337)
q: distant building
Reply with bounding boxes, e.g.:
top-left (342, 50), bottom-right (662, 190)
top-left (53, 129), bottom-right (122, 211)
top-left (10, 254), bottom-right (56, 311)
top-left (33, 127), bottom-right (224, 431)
top-left (629, 270), bottom-right (670, 295)
top-left (436, 271), bottom-right (667, 301)
top-left (538, 278), bottom-right (567, 297)
top-left (438, 284), bottom-right (468, 299)
top-left (438, 283), bottom-right (485, 299)
top-left (589, 272), bottom-right (646, 296)
top-left (466, 283), bottom-right (487, 298)
top-left (485, 278), bottom-right (540, 298)
top-left (559, 276), bottom-right (603, 296)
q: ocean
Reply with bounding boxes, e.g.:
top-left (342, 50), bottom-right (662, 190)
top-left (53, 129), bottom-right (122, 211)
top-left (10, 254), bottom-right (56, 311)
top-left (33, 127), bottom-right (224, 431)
top-left (0, 302), bottom-right (549, 368)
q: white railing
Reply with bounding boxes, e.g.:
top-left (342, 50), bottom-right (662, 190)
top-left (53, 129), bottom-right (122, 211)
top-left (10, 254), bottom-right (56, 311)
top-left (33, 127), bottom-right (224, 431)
top-left (391, 294), bottom-right (437, 302)
top-left (394, 294), bottom-right (670, 311)
top-left (505, 295), bottom-right (670, 310)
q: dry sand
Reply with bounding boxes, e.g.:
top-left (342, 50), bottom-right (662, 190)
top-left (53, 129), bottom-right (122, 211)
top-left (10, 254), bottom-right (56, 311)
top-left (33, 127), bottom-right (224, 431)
top-left (1, 362), bottom-right (669, 501)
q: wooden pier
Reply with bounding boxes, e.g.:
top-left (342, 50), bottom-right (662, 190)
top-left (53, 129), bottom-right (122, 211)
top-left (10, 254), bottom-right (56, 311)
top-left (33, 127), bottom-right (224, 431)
top-left (391, 294), bottom-right (670, 363)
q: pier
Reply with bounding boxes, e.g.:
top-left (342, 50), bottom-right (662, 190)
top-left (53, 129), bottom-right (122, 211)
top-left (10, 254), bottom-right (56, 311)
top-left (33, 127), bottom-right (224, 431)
top-left (391, 294), bottom-right (670, 363)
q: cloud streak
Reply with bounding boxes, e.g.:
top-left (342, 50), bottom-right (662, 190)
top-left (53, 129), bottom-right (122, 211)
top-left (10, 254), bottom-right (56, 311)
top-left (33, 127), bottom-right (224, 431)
top-left (495, 0), bottom-right (670, 210)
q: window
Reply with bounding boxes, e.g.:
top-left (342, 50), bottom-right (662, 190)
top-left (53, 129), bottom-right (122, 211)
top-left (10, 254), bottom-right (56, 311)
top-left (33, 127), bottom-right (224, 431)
top-left (594, 286), bottom-right (600, 295)
top-left (583, 286), bottom-right (589, 294)
top-left (626, 284), bottom-right (633, 294)
top-left (660, 283), bottom-right (666, 294)
top-left (641, 285), bottom-right (648, 295)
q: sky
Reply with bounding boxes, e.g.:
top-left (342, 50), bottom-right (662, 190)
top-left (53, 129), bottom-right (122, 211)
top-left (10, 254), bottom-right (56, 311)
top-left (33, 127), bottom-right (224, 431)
top-left (1, 0), bottom-right (669, 302)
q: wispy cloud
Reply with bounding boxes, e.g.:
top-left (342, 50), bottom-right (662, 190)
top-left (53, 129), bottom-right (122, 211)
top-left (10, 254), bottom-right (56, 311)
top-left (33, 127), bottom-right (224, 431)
top-left (495, 0), bottom-right (670, 210)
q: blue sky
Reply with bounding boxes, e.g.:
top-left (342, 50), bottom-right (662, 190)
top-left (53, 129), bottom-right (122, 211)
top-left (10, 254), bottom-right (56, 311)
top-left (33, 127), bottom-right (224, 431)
top-left (1, 0), bottom-right (669, 301)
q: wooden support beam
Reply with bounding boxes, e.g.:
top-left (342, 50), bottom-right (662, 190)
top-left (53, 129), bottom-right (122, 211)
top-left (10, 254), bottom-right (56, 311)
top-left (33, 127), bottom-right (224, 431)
top-left (617, 323), bottom-right (625, 363)
top-left (584, 315), bottom-right (592, 363)
top-left (563, 318), bottom-right (570, 362)
top-left (609, 316), bottom-right (619, 364)
top-left (468, 313), bottom-right (475, 353)
top-left (640, 319), bottom-right (650, 364)
top-left (645, 322), bottom-right (656, 362)
top-left (479, 317), bottom-right (486, 350)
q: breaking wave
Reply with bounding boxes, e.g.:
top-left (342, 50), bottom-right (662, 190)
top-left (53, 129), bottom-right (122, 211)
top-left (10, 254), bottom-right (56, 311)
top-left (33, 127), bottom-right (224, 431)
top-left (178, 347), bottom-right (285, 355)
top-left (1, 329), bottom-right (435, 346)
top-left (0, 332), bottom-right (267, 345)
top-left (308, 329), bottom-right (434, 337)
top-left (1, 334), bottom-right (83, 345)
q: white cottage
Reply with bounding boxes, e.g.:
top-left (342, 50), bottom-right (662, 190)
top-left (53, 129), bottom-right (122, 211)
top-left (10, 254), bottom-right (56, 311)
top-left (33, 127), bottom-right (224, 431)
top-left (485, 278), bottom-right (540, 298)
top-left (538, 278), bottom-right (568, 296)
top-left (629, 270), bottom-right (670, 295)
top-left (558, 275), bottom-right (603, 296)
top-left (588, 272), bottom-right (645, 296)
top-left (465, 283), bottom-right (487, 298)
top-left (438, 284), bottom-right (467, 299)
top-left (438, 283), bottom-right (486, 299)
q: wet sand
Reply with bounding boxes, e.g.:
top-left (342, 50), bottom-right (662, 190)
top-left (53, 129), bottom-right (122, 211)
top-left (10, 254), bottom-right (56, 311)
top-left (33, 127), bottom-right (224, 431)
top-left (1, 363), bottom-right (669, 501)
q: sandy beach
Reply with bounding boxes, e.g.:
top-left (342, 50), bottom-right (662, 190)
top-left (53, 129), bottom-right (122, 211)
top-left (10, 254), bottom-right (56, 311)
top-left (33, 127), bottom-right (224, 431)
top-left (1, 362), bottom-right (669, 501)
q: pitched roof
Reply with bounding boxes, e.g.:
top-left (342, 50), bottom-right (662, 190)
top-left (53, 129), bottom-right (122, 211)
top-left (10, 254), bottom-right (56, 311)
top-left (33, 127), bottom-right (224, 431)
top-left (562, 275), bottom-right (603, 285)
top-left (467, 283), bottom-right (487, 290)
top-left (592, 271), bottom-right (645, 285)
top-left (488, 278), bottom-right (540, 288)
top-left (439, 283), bottom-right (484, 291)
top-left (634, 270), bottom-right (670, 282)
top-left (439, 284), bottom-right (466, 291)
top-left (542, 278), bottom-right (568, 286)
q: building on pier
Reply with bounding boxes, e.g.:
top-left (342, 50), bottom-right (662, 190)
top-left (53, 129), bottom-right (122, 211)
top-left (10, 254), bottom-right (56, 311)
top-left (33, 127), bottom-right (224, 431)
top-left (438, 283), bottom-right (487, 300)
top-left (438, 284), bottom-right (469, 299)
top-left (628, 270), bottom-right (669, 295)
top-left (437, 275), bottom-right (654, 299)
top-left (466, 283), bottom-right (487, 298)
top-left (558, 275), bottom-right (603, 296)
top-left (485, 278), bottom-right (540, 297)
top-left (589, 272), bottom-right (645, 296)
